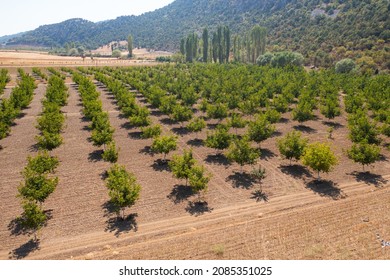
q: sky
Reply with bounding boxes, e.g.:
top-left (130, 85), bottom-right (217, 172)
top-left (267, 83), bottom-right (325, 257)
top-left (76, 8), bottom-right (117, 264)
top-left (0, 0), bottom-right (175, 37)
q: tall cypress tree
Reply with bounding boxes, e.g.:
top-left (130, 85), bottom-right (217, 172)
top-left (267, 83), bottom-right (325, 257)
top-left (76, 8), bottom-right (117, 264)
top-left (224, 26), bottom-right (231, 63)
top-left (212, 32), bottom-right (218, 63)
top-left (202, 28), bottom-right (209, 63)
top-left (180, 38), bottom-right (185, 56)
top-left (251, 25), bottom-right (267, 63)
top-left (127, 35), bottom-right (133, 58)
top-left (186, 36), bottom-right (193, 62)
top-left (217, 26), bottom-right (223, 63)
top-left (192, 33), bottom-right (198, 61)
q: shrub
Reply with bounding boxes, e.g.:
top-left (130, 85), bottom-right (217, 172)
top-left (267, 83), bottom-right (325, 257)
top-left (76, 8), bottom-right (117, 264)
top-left (141, 125), bottom-right (162, 139)
top-left (277, 131), bottom-right (308, 165)
top-left (36, 131), bottom-right (63, 150)
top-left (24, 152), bottom-right (59, 175)
top-left (151, 135), bottom-right (178, 160)
top-left (105, 164), bottom-right (141, 219)
top-left (335, 59), bottom-right (356, 73)
top-left (102, 142), bottom-right (119, 163)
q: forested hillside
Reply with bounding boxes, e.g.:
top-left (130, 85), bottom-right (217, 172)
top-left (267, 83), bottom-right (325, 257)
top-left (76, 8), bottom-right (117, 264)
top-left (4, 0), bottom-right (390, 69)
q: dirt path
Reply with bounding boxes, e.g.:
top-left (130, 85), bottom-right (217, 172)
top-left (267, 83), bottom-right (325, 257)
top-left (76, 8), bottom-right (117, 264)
top-left (3, 177), bottom-right (387, 260)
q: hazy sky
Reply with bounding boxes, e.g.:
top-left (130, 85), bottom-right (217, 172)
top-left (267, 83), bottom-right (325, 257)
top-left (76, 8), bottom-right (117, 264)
top-left (0, 0), bottom-right (175, 37)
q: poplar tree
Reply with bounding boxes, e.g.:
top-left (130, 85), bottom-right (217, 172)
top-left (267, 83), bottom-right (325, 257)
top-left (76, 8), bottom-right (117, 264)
top-left (250, 25), bottom-right (267, 63)
top-left (127, 35), bottom-right (133, 58)
top-left (224, 26), bottom-right (231, 63)
top-left (202, 28), bottom-right (209, 62)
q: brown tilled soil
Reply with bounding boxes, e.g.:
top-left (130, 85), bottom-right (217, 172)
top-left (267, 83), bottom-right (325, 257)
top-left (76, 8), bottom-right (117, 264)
top-left (0, 67), bottom-right (389, 260)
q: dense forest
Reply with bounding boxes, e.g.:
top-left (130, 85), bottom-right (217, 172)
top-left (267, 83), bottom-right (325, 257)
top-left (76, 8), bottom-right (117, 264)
top-left (3, 0), bottom-right (390, 69)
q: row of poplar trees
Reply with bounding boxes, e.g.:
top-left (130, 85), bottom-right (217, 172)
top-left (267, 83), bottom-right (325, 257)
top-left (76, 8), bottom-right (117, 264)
top-left (180, 25), bottom-right (267, 64)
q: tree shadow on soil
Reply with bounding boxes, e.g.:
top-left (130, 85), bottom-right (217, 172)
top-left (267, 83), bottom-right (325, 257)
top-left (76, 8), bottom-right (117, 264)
top-left (120, 122), bottom-right (134, 130)
top-left (293, 125), bottom-right (317, 134)
top-left (306, 180), bottom-right (347, 200)
top-left (167, 185), bottom-right (194, 204)
top-left (150, 110), bottom-right (164, 117)
top-left (14, 112), bottom-right (27, 121)
top-left (171, 127), bottom-right (190, 136)
top-left (187, 139), bottom-right (204, 147)
top-left (251, 190), bottom-right (269, 203)
top-left (100, 170), bottom-right (109, 180)
top-left (118, 113), bottom-right (129, 120)
top-left (102, 202), bottom-right (138, 237)
top-left (378, 154), bottom-right (389, 162)
top-left (260, 148), bottom-right (277, 161)
top-left (128, 131), bottom-right (143, 139)
top-left (160, 118), bottom-right (175, 126)
top-left (272, 130), bottom-right (283, 137)
top-left (88, 150), bottom-right (103, 162)
top-left (151, 159), bottom-right (170, 172)
top-left (82, 125), bottom-right (92, 132)
top-left (8, 210), bottom-right (53, 259)
top-left (8, 210), bottom-right (53, 237)
top-left (139, 146), bottom-right (154, 156)
top-left (205, 154), bottom-right (230, 166)
top-left (28, 143), bottom-right (40, 153)
top-left (349, 171), bottom-right (389, 188)
top-left (81, 116), bottom-right (90, 123)
top-left (207, 123), bottom-right (219, 130)
top-left (279, 117), bottom-right (290, 124)
top-left (185, 201), bottom-right (213, 217)
top-left (322, 121), bottom-right (344, 129)
top-left (9, 239), bottom-right (40, 260)
top-left (226, 172), bottom-right (255, 189)
top-left (279, 164), bottom-right (312, 179)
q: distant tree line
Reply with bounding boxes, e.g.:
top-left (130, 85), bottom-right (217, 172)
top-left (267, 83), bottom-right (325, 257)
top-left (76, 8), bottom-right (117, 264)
top-left (180, 25), bottom-right (267, 64)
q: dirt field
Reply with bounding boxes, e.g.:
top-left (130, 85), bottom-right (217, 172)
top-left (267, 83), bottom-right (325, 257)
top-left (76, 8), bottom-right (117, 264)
top-left (0, 63), bottom-right (389, 260)
top-left (0, 50), bottom-right (159, 69)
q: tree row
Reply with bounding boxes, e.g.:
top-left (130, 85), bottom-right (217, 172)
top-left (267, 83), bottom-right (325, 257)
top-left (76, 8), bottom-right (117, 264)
top-left (0, 69), bottom-right (36, 139)
top-left (15, 71), bottom-right (68, 241)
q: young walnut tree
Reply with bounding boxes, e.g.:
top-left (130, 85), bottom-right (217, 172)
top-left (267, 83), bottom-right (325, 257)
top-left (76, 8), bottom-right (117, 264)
top-left (277, 131), bottom-right (308, 165)
top-left (105, 165), bottom-right (141, 220)
top-left (151, 135), bottom-right (178, 161)
top-left (302, 142), bottom-right (338, 180)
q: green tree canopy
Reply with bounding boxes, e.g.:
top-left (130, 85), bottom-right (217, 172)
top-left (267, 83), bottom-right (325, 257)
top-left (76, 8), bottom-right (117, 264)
top-left (302, 142), bottom-right (338, 180)
top-left (151, 135), bottom-right (178, 160)
top-left (19, 201), bottom-right (47, 241)
top-left (277, 131), bottom-right (309, 165)
top-left (189, 165), bottom-right (211, 197)
top-left (226, 137), bottom-right (260, 173)
top-left (169, 149), bottom-right (196, 186)
top-left (335, 59), bottom-right (356, 74)
top-left (247, 116), bottom-right (275, 147)
top-left (105, 164), bottom-right (141, 219)
top-left (347, 142), bottom-right (381, 171)
top-left (205, 125), bottom-right (232, 153)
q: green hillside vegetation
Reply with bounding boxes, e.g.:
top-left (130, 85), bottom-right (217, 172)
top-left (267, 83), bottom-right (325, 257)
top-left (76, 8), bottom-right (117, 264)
top-left (4, 0), bottom-right (390, 69)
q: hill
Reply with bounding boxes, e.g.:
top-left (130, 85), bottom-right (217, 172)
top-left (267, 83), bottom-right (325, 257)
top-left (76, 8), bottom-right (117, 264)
top-left (4, 0), bottom-right (390, 68)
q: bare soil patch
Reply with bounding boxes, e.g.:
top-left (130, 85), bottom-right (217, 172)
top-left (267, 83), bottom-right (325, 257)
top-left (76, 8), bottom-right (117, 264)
top-left (0, 50), bottom-right (159, 68)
